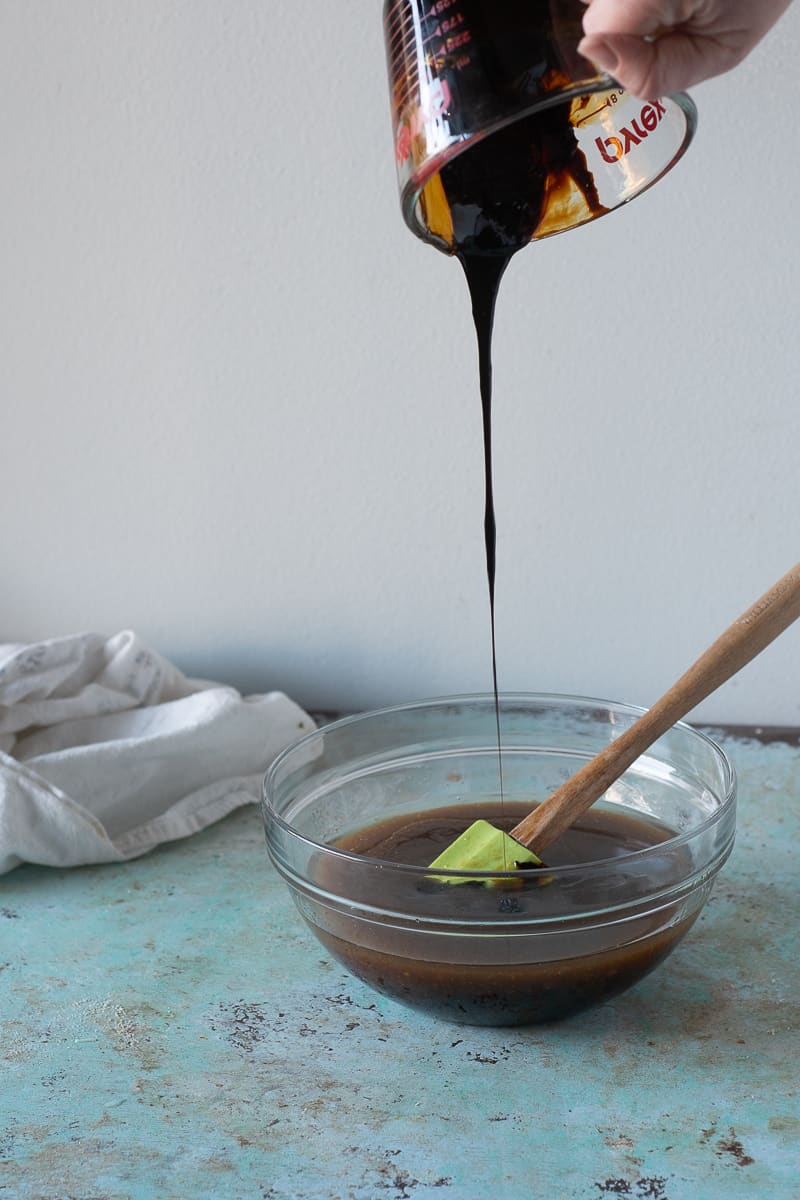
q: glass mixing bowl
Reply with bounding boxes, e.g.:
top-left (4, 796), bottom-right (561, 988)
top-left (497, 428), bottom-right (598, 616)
top-left (263, 694), bottom-right (736, 1026)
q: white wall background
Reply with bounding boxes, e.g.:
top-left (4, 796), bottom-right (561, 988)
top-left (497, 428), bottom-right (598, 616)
top-left (2, 1), bottom-right (800, 723)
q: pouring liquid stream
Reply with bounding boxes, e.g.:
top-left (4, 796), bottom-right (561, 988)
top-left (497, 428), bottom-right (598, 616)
top-left (459, 251), bottom-right (514, 833)
top-left (438, 110), bottom-right (606, 866)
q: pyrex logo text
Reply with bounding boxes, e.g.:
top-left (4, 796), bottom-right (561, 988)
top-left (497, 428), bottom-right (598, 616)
top-left (595, 99), bottom-right (667, 163)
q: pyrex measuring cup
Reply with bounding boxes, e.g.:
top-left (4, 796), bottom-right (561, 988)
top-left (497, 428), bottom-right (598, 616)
top-left (384, 0), bottom-right (697, 251)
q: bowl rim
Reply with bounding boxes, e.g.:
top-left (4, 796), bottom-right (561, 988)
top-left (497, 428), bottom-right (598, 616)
top-left (263, 691), bottom-right (737, 880)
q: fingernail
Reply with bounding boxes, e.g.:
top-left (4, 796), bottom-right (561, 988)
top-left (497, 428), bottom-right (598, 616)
top-left (578, 37), bottom-right (619, 77)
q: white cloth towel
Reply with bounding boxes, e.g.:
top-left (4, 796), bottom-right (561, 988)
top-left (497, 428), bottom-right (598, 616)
top-left (0, 631), bottom-right (314, 875)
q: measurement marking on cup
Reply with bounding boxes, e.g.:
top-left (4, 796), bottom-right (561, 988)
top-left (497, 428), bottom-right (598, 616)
top-left (575, 92), bottom-right (624, 126)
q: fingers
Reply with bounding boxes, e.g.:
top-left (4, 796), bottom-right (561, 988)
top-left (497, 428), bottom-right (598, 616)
top-left (578, 0), bottom-right (796, 96)
top-left (578, 0), bottom-right (697, 95)
top-left (581, 0), bottom-right (678, 38)
top-left (578, 29), bottom-right (744, 96)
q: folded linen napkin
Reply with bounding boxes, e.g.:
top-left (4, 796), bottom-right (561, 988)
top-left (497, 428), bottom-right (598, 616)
top-left (0, 631), bottom-right (314, 875)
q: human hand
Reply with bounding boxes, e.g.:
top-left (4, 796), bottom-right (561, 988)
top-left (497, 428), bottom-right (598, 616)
top-left (579, 0), bottom-right (794, 96)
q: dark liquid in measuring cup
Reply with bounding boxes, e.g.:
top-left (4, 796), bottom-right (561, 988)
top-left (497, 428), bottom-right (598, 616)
top-left (438, 108), bottom-right (605, 800)
top-left (323, 802), bottom-right (693, 1025)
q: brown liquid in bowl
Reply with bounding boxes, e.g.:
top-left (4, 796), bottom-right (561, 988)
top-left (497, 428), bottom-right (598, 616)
top-left (314, 802), bottom-right (698, 1025)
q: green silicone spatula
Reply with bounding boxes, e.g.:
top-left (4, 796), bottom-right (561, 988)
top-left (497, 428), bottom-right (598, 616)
top-left (430, 560), bottom-right (800, 878)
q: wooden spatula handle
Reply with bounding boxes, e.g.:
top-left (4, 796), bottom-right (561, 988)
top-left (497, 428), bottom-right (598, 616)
top-left (510, 561), bottom-right (800, 854)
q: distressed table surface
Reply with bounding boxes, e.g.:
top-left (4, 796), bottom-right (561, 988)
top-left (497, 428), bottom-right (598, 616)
top-left (2, 727), bottom-right (799, 1200)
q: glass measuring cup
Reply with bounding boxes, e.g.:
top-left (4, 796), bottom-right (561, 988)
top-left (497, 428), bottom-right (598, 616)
top-left (384, 0), bottom-right (697, 250)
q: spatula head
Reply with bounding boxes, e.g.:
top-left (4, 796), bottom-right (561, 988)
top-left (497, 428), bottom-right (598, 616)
top-left (427, 819), bottom-right (542, 883)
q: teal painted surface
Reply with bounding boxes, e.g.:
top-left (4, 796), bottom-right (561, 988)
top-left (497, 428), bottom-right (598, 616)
top-left (1, 730), bottom-right (798, 1200)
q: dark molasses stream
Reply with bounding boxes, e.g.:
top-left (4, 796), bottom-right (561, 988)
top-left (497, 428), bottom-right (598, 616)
top-left (436, 107), bottom-right (606, 838)
top-left (461, 251), bottom-right (511, 810)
